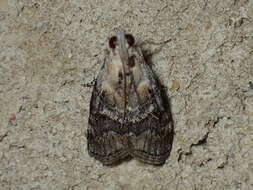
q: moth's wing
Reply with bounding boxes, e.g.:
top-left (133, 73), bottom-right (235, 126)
top-left (87, 59), bottom-right (129, 165)
top-left (127, 48), bottom-right (174, 165)
top-left (128, 111), bottom-right (173, 165)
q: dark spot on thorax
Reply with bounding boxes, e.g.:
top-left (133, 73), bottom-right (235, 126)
top-left (128, 56), bottom-right (135, 67)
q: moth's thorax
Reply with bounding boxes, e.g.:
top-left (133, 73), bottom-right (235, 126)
top-left (101, 45), bottom-right (150, 111)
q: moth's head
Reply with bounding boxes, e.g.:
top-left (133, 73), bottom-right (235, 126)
top-left (108, 29), bottom-right (136, 67)
top-left (109, 34), bottom-right (135, 50)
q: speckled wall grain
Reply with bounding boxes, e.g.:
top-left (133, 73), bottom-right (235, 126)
top-left (0, 0), bottom-right (252, 189)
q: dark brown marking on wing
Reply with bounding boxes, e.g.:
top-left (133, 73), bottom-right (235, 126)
top-left (118, 71), bottom-right (123, 85)
top-left (125, 34), bottom-right (135, 47)
top-left (128, 56), bottom-right (136, 67)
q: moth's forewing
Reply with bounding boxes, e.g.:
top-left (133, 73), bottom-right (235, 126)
top-left (87, 54), bottom-right (129, 165)
top-left (122, 47), bottom-right (173, 165)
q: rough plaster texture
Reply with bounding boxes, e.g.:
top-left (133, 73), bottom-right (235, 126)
top-left (0, 0), bottom-right (252, 189)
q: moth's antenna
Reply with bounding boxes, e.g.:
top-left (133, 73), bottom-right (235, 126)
top-left (117, 28), bottom-right (129, 119)
top-left (117, 28), bottom-right (129, 66)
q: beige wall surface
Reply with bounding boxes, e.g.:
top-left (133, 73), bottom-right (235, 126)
top-left (0, 0), bottom-right (252, 189)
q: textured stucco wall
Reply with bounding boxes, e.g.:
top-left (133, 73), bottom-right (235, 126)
top-left (0, 0), bottom-right (252, 189)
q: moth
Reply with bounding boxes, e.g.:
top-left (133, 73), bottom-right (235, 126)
top-left (87, 28), bottom-right (173, 165)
